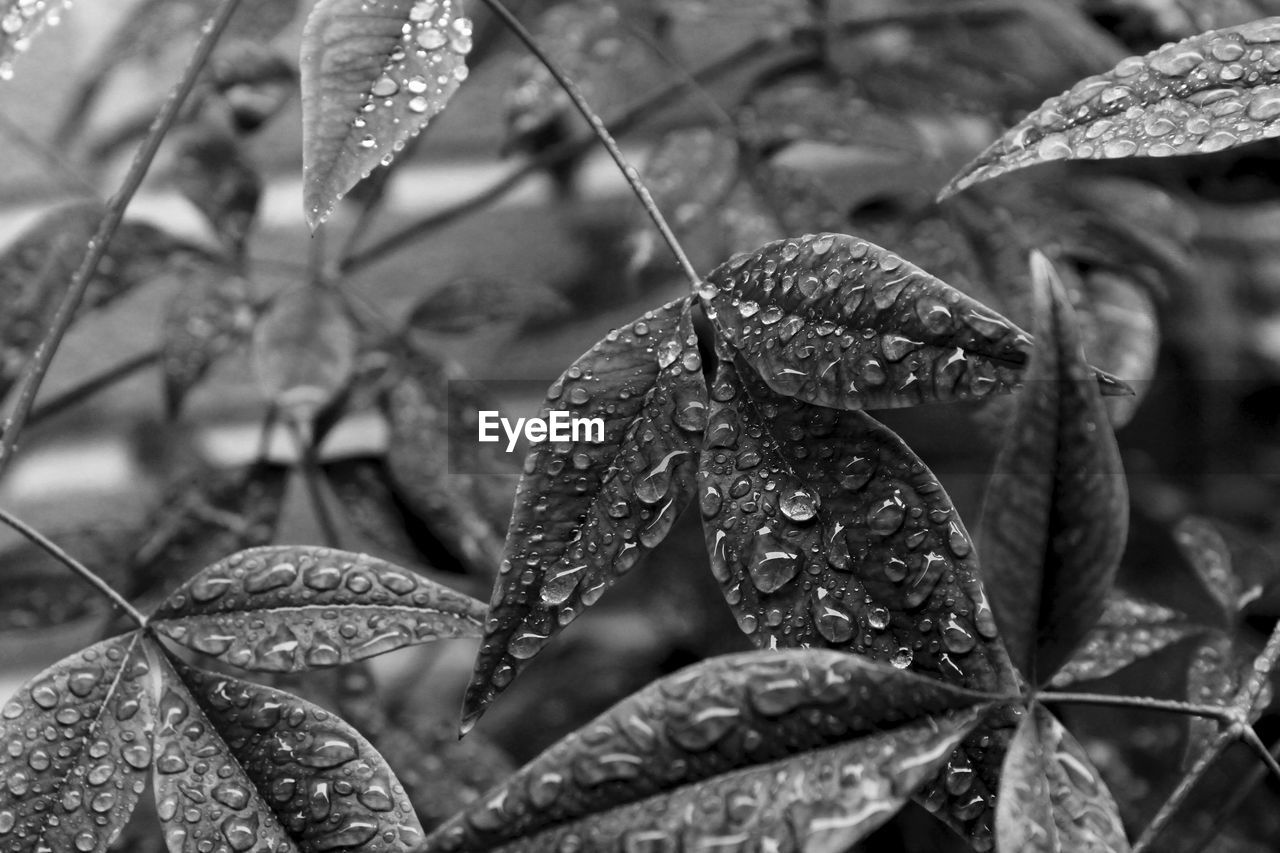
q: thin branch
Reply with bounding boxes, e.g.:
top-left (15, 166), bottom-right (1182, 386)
top-left (286, 416), bottom-right (344, 550)
top-left (1238, 618), bottom-right (1280, 714)
top-left (1133, 730), bottom-right (1233, 853)
top-left (0, 110), bottom-right (99, 197)
top-left (0, 0), bottom-right (246, 476)
top-left (1189, 735), bottom-right (1280, 853)
top-left (1240, 727), bottom-right (1280, 788)
top-left (475, 0), bottom-right (701, 289)
top-left (0, 507), bottom-right (147, 628)
top-left (1039, 691), bottom-right (1233, 722)
top-left (28, 349), bottom-right (161, 427)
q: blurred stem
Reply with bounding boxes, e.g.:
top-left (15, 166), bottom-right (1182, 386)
top-left (1133, 730), bottom-right (1232, 853)
top-left (0, 0), bottom-right (245, 476)
top-left (28, 349), bottom-right (161, 427)
top-left (0, 507), bottom-right (147, 628)
top-left (1240, 727), bottom-right (1280, 786)
top-left (286, 415), bottom-right (344, 549)
top-left (1039, 691), bottom-right (1232, 722)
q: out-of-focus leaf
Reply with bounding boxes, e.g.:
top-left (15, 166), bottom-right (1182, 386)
top-left (1049, 592), bottom-right (1204, 688)
top-left (996, 703), bottom-right (1131, 852)
top-left (1183, 633), bottom-right (1247, 769)
top-left (428, 650), bottom-right (987, 852)
top-left (979, 253), bottom-right (1128, 683)
top-left (461, 297), bottom-right (707, 732)
top-left (699, 345), bottom-right (1014, 694)
top-left (0, 633), bottom-right (155, 853)
top-left (111, 0), bottom-right (298, 64)
top-left (1174, 515), bottom-right (1252, 622)
top-left (301, 0), bottom-right (473, 228)
top-left (0, 0), bottom-right (70, 79)
top-left (0, 525), bottom-right (134, 631)
top-left (945, 18), bottom-right (1280, 196)
top-left (150, 545), bottom-right (486, 671)
top-left (209, 40), bottom-right (298, 133)
top-left (1068, 266), bottom-right (1160, 427)
top-left (405, 275), bottom-right (570, 335)
top-left (252, 284), bottom-right (357, 429)
top-left (171, 123), bottom-right (262, 257)
top-left (150, 646), bottom-right (424, 852)
top-left (324, 456), bottom-right (432, 566)
top-left (159, 261), bottom-right (257, 417)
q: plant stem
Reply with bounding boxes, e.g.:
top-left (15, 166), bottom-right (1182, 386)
top-left (1238, 618), bottom-right (1280, 714)
top-left (1189, 735), bottom-right (1280, 853)
top-left (1240, 726), bottom-right (1280, 787)
top-left (1038, 691), bottom-right (1232, 722)
top-left (286, 416), bottom-right (344, 549)
top-left (0, 507), bottom-right (147, 628)
top-left (0, 0), bottom-right (245, 477)
top-left (28, 349), bottom-right (161, 427)
top-left (1133, 730), bottom-right (1232, 853)
top-left (474, 0), bottom-right (702, 290)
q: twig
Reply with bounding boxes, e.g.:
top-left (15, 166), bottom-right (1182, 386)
top-left (1038, 691), bottom-right (1233, 722)
top-left (1189, 736), bottom-right (1280, 853)
top-left (1133, 730), bottom-right (1233, 853)
top-left (1240, 727), bottom-right (1280, 788)
top-left (0, 507), bottom-right (147, 628)
top-left (28, 349), bottom-right (161, 427)
top-left (0, 0), bottom-right (246, 476)
top-left (286, 416), bottom-right (344, 549)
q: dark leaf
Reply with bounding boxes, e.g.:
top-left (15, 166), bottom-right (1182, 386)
top-left (996, 704), bottom-right (1131, 852)
top-left (460, 297), bottom-right (707, 732)
top-left (150, 645), bottom-right (423, 852)
top-left (208, 40), bottom-right (298, 134)
top-left (1183, 632), bottom-right (1245, 769)
top-left (170, 123), bottom-right (262, 257)
top-left (0, 0), bottom-right (70, 79)
top-left (405, 275), bottom-right (570, 336)
top-left (0, 633), bottom-right (155, 853)
top-left (1174, 515), bottom-right (1249, 622)
top-left (1049, 592), bottom-right (1204, 688)
top-left (301, 0), bottom-right (473, 227)
top-left (945, 17), bottom-right (1280, 196)
top-left (427, 650), bottom-right (987, 852)
top-left (698, 344), bottom-right (1016, 694)
top-left (150, 545), bottom-right (486, 671)
top-left (159, 261), bottom-right (256, 417)
top-left (323, 456), bottom-right (434, 567)
top-left (978, 253), bottom-right (1128, 682)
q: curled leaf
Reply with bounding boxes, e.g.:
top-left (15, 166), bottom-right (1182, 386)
top-left (461, 297), bottom-right (707, 732)
top-left (978, 252), bottom-right (1128, 683)
top-left (301, 0), bottom-right (474, 227)
top-left (0, 633), bottom-right (155, 853)
top-left (429, 650), bottom-right (987, 852)
top-left (150, 545), bottom-right (486, 672)
top-left (1049, 592), bottom-right (1204, 688)
top-left (945, 17), bottom-right (1280, 195)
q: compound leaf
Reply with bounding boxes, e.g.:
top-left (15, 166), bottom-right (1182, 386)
top-left (301, 0), bottom-right (473, 228)
top-left (150, 645), bottom-right (423, 852)
top-left (698, 343), bottom-right (1015, 695)
top-left (150, 545), bottom-right (486, 672)
top-left (0, 633), bottom-right (155, 853)
top-left (461, 297), bottom-right (707, 732)
top-left (978, 253), bottom-right (1128, 683)
top-left (1049, 593), bottom-right (1204, 688)
top-left (996, 704), bottom-right (1130, 853)
top-left (428, 650), bottom-right (987, 852)
top-left (160, 261), bottom-right (256, 417)
top-left (945, 17), bottom-right (1280, 196)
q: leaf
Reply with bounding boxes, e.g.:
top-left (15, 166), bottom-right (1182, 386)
top-left (978, 252), bottom-right (1128, 683)
top-left (1183, 633), bottom-right (1244, 769)
top-left (170, 123), bottom-right (263, 258)
top-left (323, 456), bottom-right (435, 567)
top-left (208, 40), bottom-right (298, 134)
top-left (427, 650), bottom-right (988, 852)
top-left (150, 545), bottom-right (487, 671)
top-left (0, 525), bottom-right (134, 631)
top-left (1174, 515), bottom-right (1248, 622)
top-left (404, 275), bottom-right (570, 336)
top-left (252, 285), bottom-right (357, 431)
top-left (996, 704), bottom-right (1131, 853)
top-left (160, 261), bottom-right (257, 417)
top-left (0, 0), bottom-right (71, 80)
top-left (460, 297), bottom-right (707, 732)
top-left (1048, 592), bottom-right (1205, 688)
top-left (698, 344), bottom-right (1015, 694)
top-left (150, 645), bottom-right (424, 852)
top-left (0, 633), bottom-right (155, 853)
top-left (944, 17), bottom-right (1280, 196)
top-left (301, 0), bottom-right (474, 228)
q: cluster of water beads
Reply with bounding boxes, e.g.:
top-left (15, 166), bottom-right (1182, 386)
top-left (1047, 593), bottom-right (1201, 688)
top-left (0, 0), bottom-right (71, 80)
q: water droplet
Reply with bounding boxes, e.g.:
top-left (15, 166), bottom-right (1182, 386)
top-left (779, 486), bottom-right (819, 523)
top-left (300, 731), bottom-right (359, 768)
top-left (155, 742), bottom-right (188, 774)
top-left (122, 742), bottom-right (152, 770)
top-left (941, 614), bottom-right (977, 654)
top-left (371, 75), bottom-right (399, 97)
top-left (813, 594), bottom-right (855, 644)
top-left (74, 831), bottom-right (96, 852)
top-left (748, 535), bottom-right (803, 594)
top-left (29, 680), bottom-right (58, 709)
top-left (667, 705), bottom-right (741, 750)
top-left (868, 606), bottom-right (890, 630)
top-left (418, 28), bottom-right (447, 49)
top-left (868, 498), bottom-right (905, 535)
top-left (67, 665), bottom-right (103, 698)
top-left (891, 647), bottom-right (914, 669)
top-left (221, 813), bottom-right (259, 852)
top-left (634, 451), bottom-right (685, 505)
top-left (0, 810), bottom-right (15, 834)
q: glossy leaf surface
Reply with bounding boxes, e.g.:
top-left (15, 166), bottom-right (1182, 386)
top-left (996, 704), bottom-right (1131, 852)
top-left (0, 633), bottom-right (155, 853)
top-left (429, 650), bottom-right (987, 851)
top-left (979, 253), bottom-right (1128, 682)
top-left (1049, 593), bottom-right (1203, 688)
top-left (160, 263), bottom-right (256, 417)
top-left (151, 648), bottom-right (423, 852)
top-left (151, 545), bottom-right (486, 672)
top-left (946, 17), bottom-right (1280, 195)
top-left (462, 297), bottom-right (707, 731)
top-left (301, 0), bottom-right (473, 227)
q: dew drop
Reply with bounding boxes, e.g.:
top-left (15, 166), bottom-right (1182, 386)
top-left (891, 647), bottom-right (914, 669)
top-left (778, 486), bottom-right (819, 523)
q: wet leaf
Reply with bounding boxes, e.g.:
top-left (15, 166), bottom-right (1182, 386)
top-left (170, 123), bottom-right (263, 258)
top-left (301, 0), bottom-right (474, 228)
top-left (159, 261), bottom-right (256, 417)
top-left (0, 633), bottom-right (155, 853)
top-left (1183, 632), bottom-right (1244, 769)
top-left (405, 275), bottom-right (569, 336)
top-left (945, 17), bottom-right (1280, 196)
top-left (996, 703), bottom-right (1131, 853)
top-left (698, 343), bottom-right (1016, 697)
top-left (1049, 592), bottom-right (1204, 688)
top-left (461, 297), bottom-right (707, 732)
top-left (150, 545), bottom-right (486, 672)
top-left (150, 645), bottom-right (423, 852)
top-left (1174, 516), bottom-right (1249, 622)
top-left (324, 456), bottom-right (433, 567)
top-left (978, 253), bottom-right (1128, 683)
top-left (428, 650), bottom-right (988, 852)
top-left (0, 0), bottom-right (71, 80)
top-left (252, 285), bottom-right (358, 430)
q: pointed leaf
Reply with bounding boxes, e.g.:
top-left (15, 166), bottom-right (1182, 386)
top-left (461, 297), bottom-right (708, 731)
top-left (301, 0), bottom-right (474, 227)
top-left (160, 262), bottom-right (256, 417)
top-left (150, 646), bottom-right (423, 852)
top-left (0, 633), bottom-right (155, 853)
top-left (979, 253), bottom-right (1128, 682)
top-left (429, 650), bottom-right (987, 851)
top-left (996, 704), bottom-right (1131, 853)
top-left (1174, 516), bottom-right (1247, 623)
top-left (699, 344), bottom-right (1015, 693)
top-left (1049, 592), bottom-right (1205, 688)
top-left (945, 17), bottom-right (1280, 195)
top-left (171, 123), bottom-right (263, 258)
top-left (0, 0), bottom-right (71, 80)
top-left (150, 545), bottom-right (486, 672)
